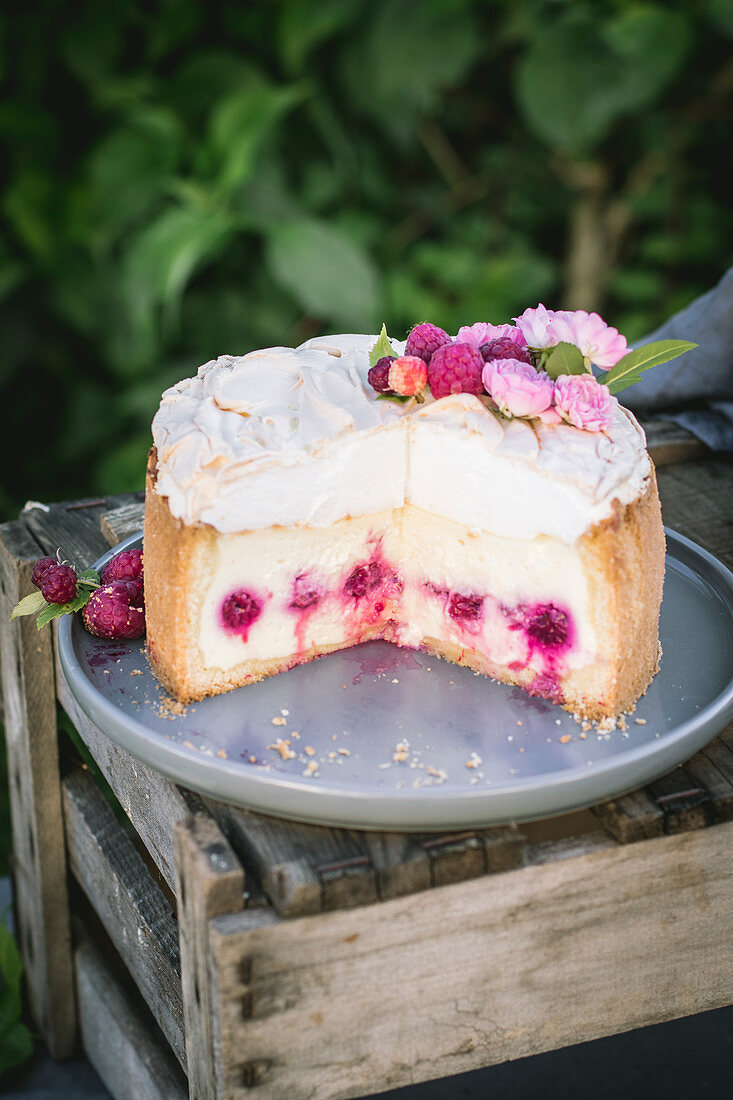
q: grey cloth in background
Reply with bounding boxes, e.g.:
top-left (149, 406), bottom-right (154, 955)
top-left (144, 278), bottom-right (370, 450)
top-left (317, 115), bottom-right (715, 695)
top-left (623, 265), bottom-right (733, 451)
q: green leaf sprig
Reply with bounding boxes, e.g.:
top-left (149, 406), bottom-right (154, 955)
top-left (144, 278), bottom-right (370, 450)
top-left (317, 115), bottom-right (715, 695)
top-left (369, 323), bottom-right (400, 368)
top-left (596, 340), bottom-right (698, 394)
top-left (10, 562), bottom-right (101, 631)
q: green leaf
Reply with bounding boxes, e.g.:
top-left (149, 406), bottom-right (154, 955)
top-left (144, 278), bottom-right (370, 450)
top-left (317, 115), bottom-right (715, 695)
top-left (36, 585), bottom-right (95, 630)
top-left (597, 340), bottom-right (698, 394)
top-left (265, 217), bottom-right (379, 328)
top-left (0, 1019), bottom-right (34, 1076)
top-left (376, 393), bottom-right (411, 405)
top-left (544, 342), bottom-right (586, 380)
top-left (208, 81), bottom-right (309, 196)
top-left (516, 8), bottom-right (690, 152)
top-left (0, 916), bottom-right (23, 1022)
top-left (369, 324), bottom-right (398, 368)
top-left (9, 591), bottom-right (46, 621)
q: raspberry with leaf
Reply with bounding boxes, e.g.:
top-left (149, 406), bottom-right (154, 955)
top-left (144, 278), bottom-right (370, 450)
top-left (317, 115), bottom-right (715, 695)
top-left (32, 557), bottom-right (56, 588)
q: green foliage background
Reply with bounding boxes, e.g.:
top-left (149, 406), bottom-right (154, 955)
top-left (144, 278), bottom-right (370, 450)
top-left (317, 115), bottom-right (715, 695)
top-left (1, 0), bottom-right (732, 515)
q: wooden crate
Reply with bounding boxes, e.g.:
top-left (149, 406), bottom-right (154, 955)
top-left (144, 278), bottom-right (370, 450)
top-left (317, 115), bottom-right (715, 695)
top-left (2, 446), bottom-right (733, 1100)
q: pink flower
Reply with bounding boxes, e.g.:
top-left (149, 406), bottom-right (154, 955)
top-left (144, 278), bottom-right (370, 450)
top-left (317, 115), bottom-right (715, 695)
top-left (456, 322), bottom-right (523, 349)
top-left (483, 359), bottom-right (555, 419)
top-left (549, 310), bottom-right (627, 368)
top-left (553, 374), bottom-right (614, 432)
top-left (513, 304), bottom-right (559, 349)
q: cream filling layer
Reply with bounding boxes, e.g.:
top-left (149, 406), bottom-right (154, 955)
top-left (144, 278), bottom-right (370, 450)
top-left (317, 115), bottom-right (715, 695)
top-left (194, 507), bottom-right (595, 677)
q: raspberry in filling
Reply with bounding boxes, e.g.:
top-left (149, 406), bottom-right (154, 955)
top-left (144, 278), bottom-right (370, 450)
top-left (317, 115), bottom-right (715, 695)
top-left (448, 592), bottom-right (484, 624)
top-left (344, 562), bottom-right (383, 600)
top-left (523, 603), bottom-right (572, 650)
top-left (289, 574), bottom-right (321, 610)
top-left (221, 589), bottom-right (263, 640)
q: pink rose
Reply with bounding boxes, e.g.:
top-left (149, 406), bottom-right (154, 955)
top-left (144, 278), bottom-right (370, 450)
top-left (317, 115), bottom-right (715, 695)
top-left (512, 304), bottom-right (558, 349)
top-left (553, 374), bottom-right (614, 432)
top-left (456, 322), bottom-right (522, 349)
top-left (484, 358), bottom-right (555, 419)
top-left (549, 310), bottom-right (627, 368)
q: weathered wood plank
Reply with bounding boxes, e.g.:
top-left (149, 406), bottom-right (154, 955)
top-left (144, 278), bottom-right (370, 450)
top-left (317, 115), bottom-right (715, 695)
top-left (642, 420), bottom-right (707, 467)
top-left (591, 789), bottom-right (665, 844)
top-left (685, 745), bottom-right (733, 824)
top-left (76, 934), bottom-right (187, 1100)
top-left (174, 814), bottom-right (246, 1100)
top-left (656, 458), bottom-right (733, 570)
top-left (209, 821), bottom-right (733, 1100)
top-left (646, 764), bottom-right (713, 833)
top-left (100, 500), bottom-right (144, 547)
top-left (0, 519), bottom-right (76, 1057)
top-left (206, 804), bottom-right (379, 918)
top-left (57, 663), bottom-right (204, 891)
top-left (63, 765), bottom-right (186, 1068)
top-left (22, 498), bottom-right (122, 568)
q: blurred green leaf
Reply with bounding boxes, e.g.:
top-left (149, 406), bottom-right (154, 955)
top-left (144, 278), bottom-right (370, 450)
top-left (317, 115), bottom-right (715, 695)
top-left (341, 0), bottom-right (482, 142)
top-left (279, 0), bottom-right (361, 74)
top-left (516, 7), bottom-right (691, 152)
top-left (209, 80), bottom-right (309, 195)
top-left (0, 914), bottom-right (33, 1076)
top-left (123, 204), bottom-right (236, 344)
top-left (265, 217), bottom-right (380, 327)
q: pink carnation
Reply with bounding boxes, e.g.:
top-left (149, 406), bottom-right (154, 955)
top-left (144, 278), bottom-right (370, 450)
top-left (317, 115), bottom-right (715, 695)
top-left (456, 322), bottom-right (523, 349)
top-left (513, 304), bottom-right (558, 350)
top-left (483, 358), bottom-right (555, 419)
top-left (549, 310), bottom-right (627, 369)
top-left (553, 374), bottom-right (614, 432)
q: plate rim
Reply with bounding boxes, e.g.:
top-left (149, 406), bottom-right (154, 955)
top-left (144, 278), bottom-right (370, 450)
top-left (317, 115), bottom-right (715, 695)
top-left (56, 527), bottom-right (733, 830)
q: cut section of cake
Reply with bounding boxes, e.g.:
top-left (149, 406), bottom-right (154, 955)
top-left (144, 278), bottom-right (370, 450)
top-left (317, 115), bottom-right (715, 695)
top-left (144, 332), bottom-right (665, 718)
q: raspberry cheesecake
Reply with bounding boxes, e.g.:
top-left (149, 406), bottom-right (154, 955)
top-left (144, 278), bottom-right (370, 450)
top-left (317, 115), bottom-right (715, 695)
top-left (144, 317), bottom-right (667, 719)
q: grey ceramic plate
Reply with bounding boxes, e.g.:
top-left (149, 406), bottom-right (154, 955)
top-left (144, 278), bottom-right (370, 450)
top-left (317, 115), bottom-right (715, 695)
top-left (57, 529), bottom-right (733, 831)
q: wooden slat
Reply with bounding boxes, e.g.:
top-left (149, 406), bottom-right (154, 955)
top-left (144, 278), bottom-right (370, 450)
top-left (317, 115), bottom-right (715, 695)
top-left (76, 934), bottom-right (187, 1100)
top-left (591, 789), bottom-right (665, 844)
top-left (174, 813), bottom-right (247, 1100)
top-left (0, 519), bottom-right (76, 1057)
top-left (63, 765), bottom-right (185, 1068)
top-left (57, 666), bottom-right (204, 891)
top-left (656, 458), bottom-right (733, 570)
top-left (23, 498), bottom-right (120, 567)
top-left (646, 764), bottom-right (713, 834)
top-left (642, 420), bottom-right (707, 467)
top-left (100, 500), bottom-right (144, 547)
top-left (209, 821), bottom-right (733, 1100)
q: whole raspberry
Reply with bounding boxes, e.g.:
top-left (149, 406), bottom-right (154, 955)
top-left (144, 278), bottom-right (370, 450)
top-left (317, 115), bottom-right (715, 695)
top-left (32, 557), bottom-right (56, 588)
top-left (388, 355), bottom-right (428, 397)
top-left (405, 323), bottom-right (451, 364)
top-left (40, 563), bottom-right (78, 604)
top-left (368, 356), bottom-right (395, 394)
top-left (82, 582), bottom-right (145, 639)
top-left (479, 337), bottom-right (532, 365)
top-left (427, 342), bottom-right (484, 399)
top-left (221, 590), bottom-right (262, 634)
top-left (101, 547), bottom-right (144, 591)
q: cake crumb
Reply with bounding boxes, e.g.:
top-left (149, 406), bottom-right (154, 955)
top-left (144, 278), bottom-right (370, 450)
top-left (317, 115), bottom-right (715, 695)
top-left (465, 752), bottom-right (482, 769)
top-left (280, 708), bottom-right (289, 716)
top-left (338, 748), bottom-right (351, 756)
top-left (267, 738), bottom-right (296, 760)
top-left (332, 734), bottom-right (338, 741)
top-left (130, 669), bottom-right (143, 676)
top-left (617, 715), bottom-right (627, 732)
top-left (271, 716), bottom-right (287, 726)
top-left (217, 748), bottom-right (228, 759)
top-left (635, 718), bottom-right (647, 725)
top-left (302, 760), bottom-right (319, 777)
top-left (304, 745), bottom-right (316, 756)
top-left (248, 755), bottom-right (257, 763)
top-left (559, 734), bottom-right (572, 744)
top-left (579, 732), bottom-right (587, 740)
